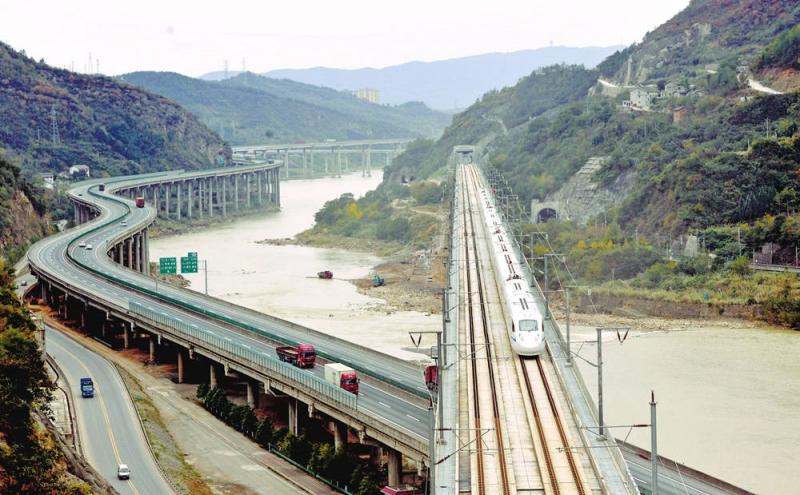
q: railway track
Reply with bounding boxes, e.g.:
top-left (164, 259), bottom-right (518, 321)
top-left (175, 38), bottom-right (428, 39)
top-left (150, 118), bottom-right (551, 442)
top-left (460, 164), bottom-right (590, 495)
top-left (461, 166), bottom-right (511, 494)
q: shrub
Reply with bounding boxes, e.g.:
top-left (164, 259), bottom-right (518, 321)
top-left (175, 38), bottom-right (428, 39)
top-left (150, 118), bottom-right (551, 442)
top-left (729, 256), bottom-right (752, 276)
top-left (254, 417), bottom-right (274, 447)
top-left (196, 382), bottom-right (209, 399)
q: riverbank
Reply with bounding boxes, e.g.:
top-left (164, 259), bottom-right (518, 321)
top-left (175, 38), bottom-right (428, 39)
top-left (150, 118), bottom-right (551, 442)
top-left (551, 305), bottom-right (775, 333)
top-left (149, 205), bottom-right (280, 239)
top-left (257, 232), bottom-right (446, 314)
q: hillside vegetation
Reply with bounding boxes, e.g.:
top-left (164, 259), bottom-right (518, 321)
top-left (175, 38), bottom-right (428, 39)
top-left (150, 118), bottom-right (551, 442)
top-left (0, 41), bottom-right (224, 178)
top-left (381, 0), bottom-right (800, 326)
top-left (603, 0), bottom-right (800, 84)
top-left (0, 155), bottom-right (62, 263)
top-left (0, 261), bottom-right (95, 493)
top-left (120, 71), bottom-right (449, 145)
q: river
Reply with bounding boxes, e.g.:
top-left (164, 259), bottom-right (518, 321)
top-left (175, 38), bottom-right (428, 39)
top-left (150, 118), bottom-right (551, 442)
top-left (569, 321), bottom-right (800, 494)
top-left (150, 171), bottom-right (436, 361)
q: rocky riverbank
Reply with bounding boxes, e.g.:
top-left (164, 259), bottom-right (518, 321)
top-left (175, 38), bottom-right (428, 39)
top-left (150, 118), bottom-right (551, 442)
top-left (149, 206), bottom-right (279, 239)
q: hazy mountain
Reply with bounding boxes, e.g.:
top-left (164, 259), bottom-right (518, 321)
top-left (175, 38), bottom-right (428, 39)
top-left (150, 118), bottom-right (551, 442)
top-left (201, 46), bottom-right (623, 110)
top-left (121, 71), bottom-right (449, 145)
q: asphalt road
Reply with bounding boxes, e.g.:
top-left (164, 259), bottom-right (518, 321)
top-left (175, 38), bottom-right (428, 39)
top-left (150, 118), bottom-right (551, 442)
top-left (28, 169), bottom-right (430, 446)
top-left (46, 326), bottom-right (173, 495)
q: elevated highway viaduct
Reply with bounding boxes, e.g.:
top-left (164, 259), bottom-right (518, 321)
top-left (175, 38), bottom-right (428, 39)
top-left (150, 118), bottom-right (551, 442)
top-left (28, 163), bottom-right (432, 487)
top-left (232, 138), bottom-right (412, 178)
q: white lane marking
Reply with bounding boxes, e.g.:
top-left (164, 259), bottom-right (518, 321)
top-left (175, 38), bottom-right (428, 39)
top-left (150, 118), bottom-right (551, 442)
top-left (406, 414), bottom-right (421, 422)
top-left (379, 401), bottom-right (391, 408)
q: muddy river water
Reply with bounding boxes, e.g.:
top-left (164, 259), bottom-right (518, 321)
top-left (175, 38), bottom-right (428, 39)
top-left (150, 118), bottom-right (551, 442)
top-left (153, 173), bottom-right (798, 493)
top-left (150, 171), bottom-right (437, 361)
top-left (569, 322), bottom-right (800, 494)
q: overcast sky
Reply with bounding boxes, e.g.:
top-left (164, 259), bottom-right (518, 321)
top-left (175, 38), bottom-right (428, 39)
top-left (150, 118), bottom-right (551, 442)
top-left (1, 0), bottom-right (690, 77)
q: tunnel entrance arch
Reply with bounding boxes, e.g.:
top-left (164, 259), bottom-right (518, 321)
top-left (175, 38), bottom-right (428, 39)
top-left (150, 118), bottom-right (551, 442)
top-left (537, 207), bottom-right (558, 223)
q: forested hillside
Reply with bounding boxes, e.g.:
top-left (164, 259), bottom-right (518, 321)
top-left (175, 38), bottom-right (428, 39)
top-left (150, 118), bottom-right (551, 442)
top-left (0, 41), bottom-right (224, 178)
top-left (0, 155), bottom-right (61, 263)
top-left (393, 0), bottom-right (800, 234)
top-left (0, 261), bottom-right (97, 493)
top-left (120, 71), bottom-right (449, 145)
top-left (384, 0), bottom-right (800, 325)
top-left (601, 0), bottom-right (800, 84)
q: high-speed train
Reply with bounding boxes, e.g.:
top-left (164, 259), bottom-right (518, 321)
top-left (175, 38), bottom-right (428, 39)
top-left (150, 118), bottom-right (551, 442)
top-left (478, 187), bottom-right (546, 356)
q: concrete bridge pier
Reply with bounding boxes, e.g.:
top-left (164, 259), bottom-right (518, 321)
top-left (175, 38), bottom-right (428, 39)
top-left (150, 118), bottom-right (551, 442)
top-left (246, 174), bottom-right (252, 209)
top-left (176, 182), bottom-right (182, 220)
top-left (197, 180), bottom-right (204, 218)
top-left (287, 398), bottom-right (298, 434)
top-left (123, 322), bottom-right (130, 349)
top-left (187, 180), bottom-right (193, 218)
top-left (332, 420), bottom-right (348, 451)
top-left (221, 177), bottom-right (227, 217)
top-left (165, 183), bottom-right (172, 219)
top-left (148, 335), bottom-right (157, 363)
top-left (387, 448), bottom-right (402, 487)
top-left (207, 178), bottom-right (214, 217)
top-left (234, 175), bottom-right (240, 211)
top-left (209, 362), bottom-right (221, 388)
top-left (246, 380), bottom-right (259, 409)
top-left (177, 348), bottom-right (185, 384)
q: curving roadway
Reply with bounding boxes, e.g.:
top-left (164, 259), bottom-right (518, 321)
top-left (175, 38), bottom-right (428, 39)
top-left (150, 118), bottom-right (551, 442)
top-left (28, 167), bottom-right (431, 455)
top-left (46, 326), bottom-right (173, 495)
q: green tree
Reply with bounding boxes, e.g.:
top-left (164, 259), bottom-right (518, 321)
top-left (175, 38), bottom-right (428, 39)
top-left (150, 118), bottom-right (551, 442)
top-left (254, 417), bottom-right (274, 447)
top-left (196, 382), bottom-right (209, 399)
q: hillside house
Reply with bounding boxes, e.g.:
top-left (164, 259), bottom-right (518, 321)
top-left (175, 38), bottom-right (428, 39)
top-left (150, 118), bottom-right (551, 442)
top-left (625, 88), bottom-right (659, 110)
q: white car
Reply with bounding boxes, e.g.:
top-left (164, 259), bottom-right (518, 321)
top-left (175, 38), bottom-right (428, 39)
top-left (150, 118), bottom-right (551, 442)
top-left (85, 244), bottom-right (93, 250)
top-left (78, 242), bottom-right (86, 248)
top-left (121, 220), bottom-right (127, 226)
top-left (117, 464), bottom-right (130, 480)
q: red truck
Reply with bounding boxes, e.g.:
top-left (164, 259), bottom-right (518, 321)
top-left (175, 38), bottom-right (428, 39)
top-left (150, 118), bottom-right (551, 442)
top-left (324, 363), bottom-right (359, 394)
top-left (276, 344), bottom-right (316, 368)
top-left (135, 197), bottom-right (145, 208)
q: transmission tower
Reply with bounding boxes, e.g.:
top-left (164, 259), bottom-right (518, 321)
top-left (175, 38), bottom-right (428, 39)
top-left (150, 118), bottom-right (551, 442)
top-left (224, 59), bottom-right (229, 79)
top-left (50, 105), bottom-right (60, 145)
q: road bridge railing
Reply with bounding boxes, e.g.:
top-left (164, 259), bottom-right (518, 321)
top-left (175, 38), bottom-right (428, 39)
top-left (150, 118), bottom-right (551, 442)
top-left (127, 300), bottom-right (429, 459)
top-left (129, 301), bottom-right (358, 410)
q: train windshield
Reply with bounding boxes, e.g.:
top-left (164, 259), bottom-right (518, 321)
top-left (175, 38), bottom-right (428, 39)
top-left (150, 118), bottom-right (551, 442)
top-left (519, 320), bottom-right (538, 332)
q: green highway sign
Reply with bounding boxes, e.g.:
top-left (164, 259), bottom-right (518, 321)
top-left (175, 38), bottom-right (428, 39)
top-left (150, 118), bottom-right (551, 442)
top-left (188, 251), bottom-right (198, 260)
top-left (159, 257), bottom-right (177, 274)
top-left (181, 255), bottom-right (198, 273)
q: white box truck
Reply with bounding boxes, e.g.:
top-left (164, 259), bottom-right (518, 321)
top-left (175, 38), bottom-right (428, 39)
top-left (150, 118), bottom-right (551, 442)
top-left (324, 363), bottom-right (359, 394)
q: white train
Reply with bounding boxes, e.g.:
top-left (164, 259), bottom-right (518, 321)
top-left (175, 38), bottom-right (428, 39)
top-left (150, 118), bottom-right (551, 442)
top-left (478, 187), bottom-right (546, 356)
